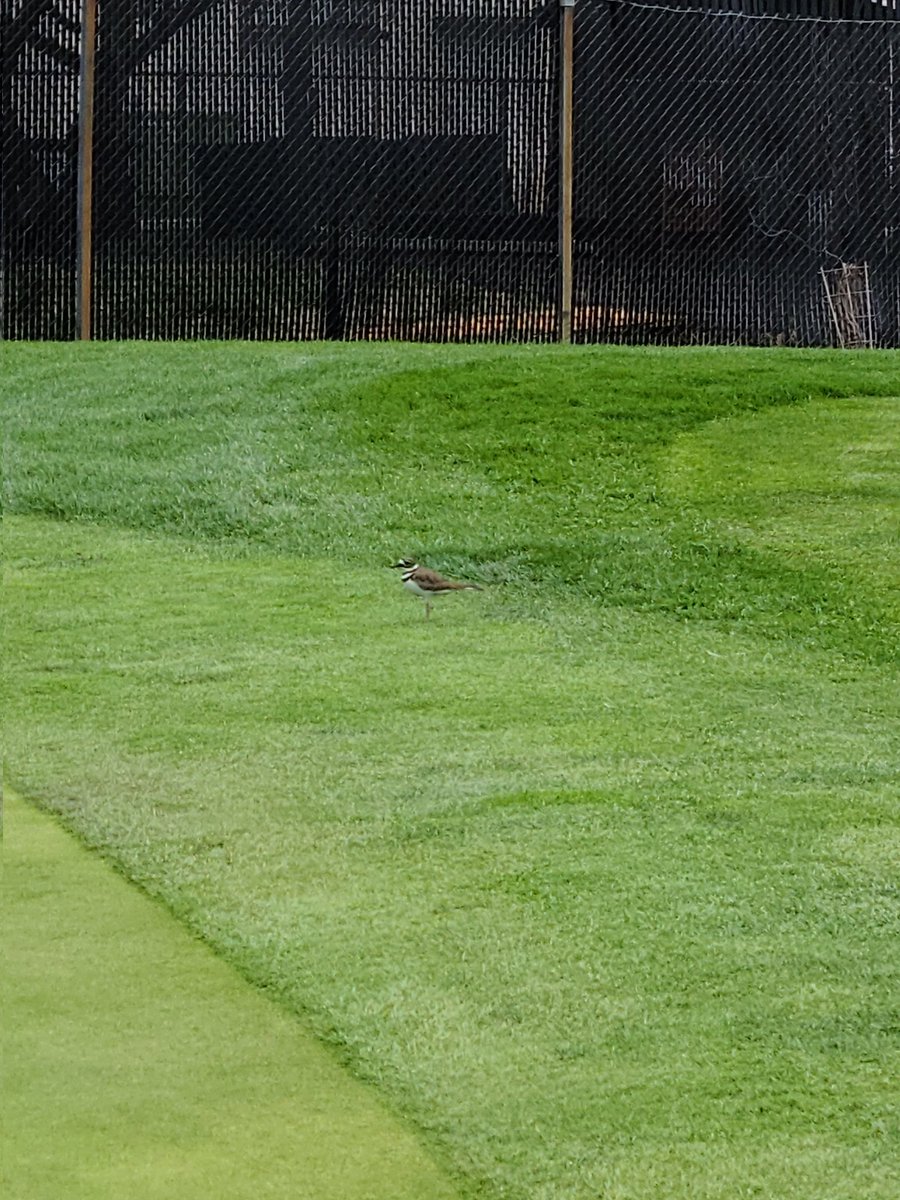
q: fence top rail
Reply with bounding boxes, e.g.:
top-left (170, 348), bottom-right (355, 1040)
top-left (598, 0), bottom-right (899, 21)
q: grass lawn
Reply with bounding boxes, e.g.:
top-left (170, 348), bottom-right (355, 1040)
top-left (4, 342), bottom-right (899, 1199)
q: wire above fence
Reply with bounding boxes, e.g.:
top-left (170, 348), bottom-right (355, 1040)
top-left (2, 0), bottom-right (898, 345)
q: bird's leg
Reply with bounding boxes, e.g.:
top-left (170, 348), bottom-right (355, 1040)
top-left (425, 600), bottom-right (432, 619)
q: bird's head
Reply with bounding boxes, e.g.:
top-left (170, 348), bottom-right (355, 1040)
top-left (391, 558), bottom-right (418, 570)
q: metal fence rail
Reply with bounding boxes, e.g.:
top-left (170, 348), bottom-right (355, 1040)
top-left (2, 0), bottom-right (898, 345)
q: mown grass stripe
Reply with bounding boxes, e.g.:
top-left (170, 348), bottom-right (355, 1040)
top-left (2, 788), bottom-right (462, 1200)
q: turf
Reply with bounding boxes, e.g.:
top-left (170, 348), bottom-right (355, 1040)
top-left (3, 342), bottom-right (899, 1199)
top-left (2, 787), bottom-right (463, 1200)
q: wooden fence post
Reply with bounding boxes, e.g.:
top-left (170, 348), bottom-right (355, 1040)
top-left (76, 0), bottom-right (97, 340)
top-left (559, 0), bottom-right (575, 344)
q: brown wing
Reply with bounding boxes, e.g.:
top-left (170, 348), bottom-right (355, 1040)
top-left (411, 567), bottom-right (481, 592)
top-left (410, 567), bottom-right (464, 592)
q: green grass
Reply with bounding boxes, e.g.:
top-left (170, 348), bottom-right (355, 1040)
top-left (3, 342), bottom-right (899, 1199)
top-left (2, 789), bottom-right (463, 1200)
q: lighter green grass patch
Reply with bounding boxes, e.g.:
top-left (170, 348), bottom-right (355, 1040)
top-left (3, 790), bottom-right (463, 1200)
top-left (665, 395), bottom-right (900, 599)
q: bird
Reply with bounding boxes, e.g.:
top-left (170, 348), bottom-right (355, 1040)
top-left (391, 558), bottom-right (483, 619)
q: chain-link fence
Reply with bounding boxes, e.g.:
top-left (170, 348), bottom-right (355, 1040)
top-left (3, 1), bottom-right (81, 339)
top-left (3, 0), bottom-right (899, 344)
top-left (575, 1), bottom-right (900, 345)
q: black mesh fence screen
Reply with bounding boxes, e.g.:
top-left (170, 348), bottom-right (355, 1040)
top-left (82, 0), bottom-right (559, 340)
top-left (3, 0), bottom-right (899, 344)
top-left (3, 0), bottom-right (82, 339)
top-left (574, 2), bottom-right (900, 345)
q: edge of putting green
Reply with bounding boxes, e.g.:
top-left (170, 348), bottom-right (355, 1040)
top-left (2, 786), bottom-right (464, 1200)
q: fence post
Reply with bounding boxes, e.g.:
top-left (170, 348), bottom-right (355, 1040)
top-left (559, 0), bottom-right (575, 344)
top-left (76, 0), bottom-right (97, 340)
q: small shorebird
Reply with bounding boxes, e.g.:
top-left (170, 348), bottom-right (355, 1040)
top-left (391, 558), bottom-right (483, 619)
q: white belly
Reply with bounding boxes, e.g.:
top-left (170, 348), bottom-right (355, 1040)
top-left (403, 578), bottom-right (434, 598)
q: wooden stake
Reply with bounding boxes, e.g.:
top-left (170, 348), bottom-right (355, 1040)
top-left (559, 0), bottom-right (575, 344)
top-left (76, 0), bottom-right (97, 340)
